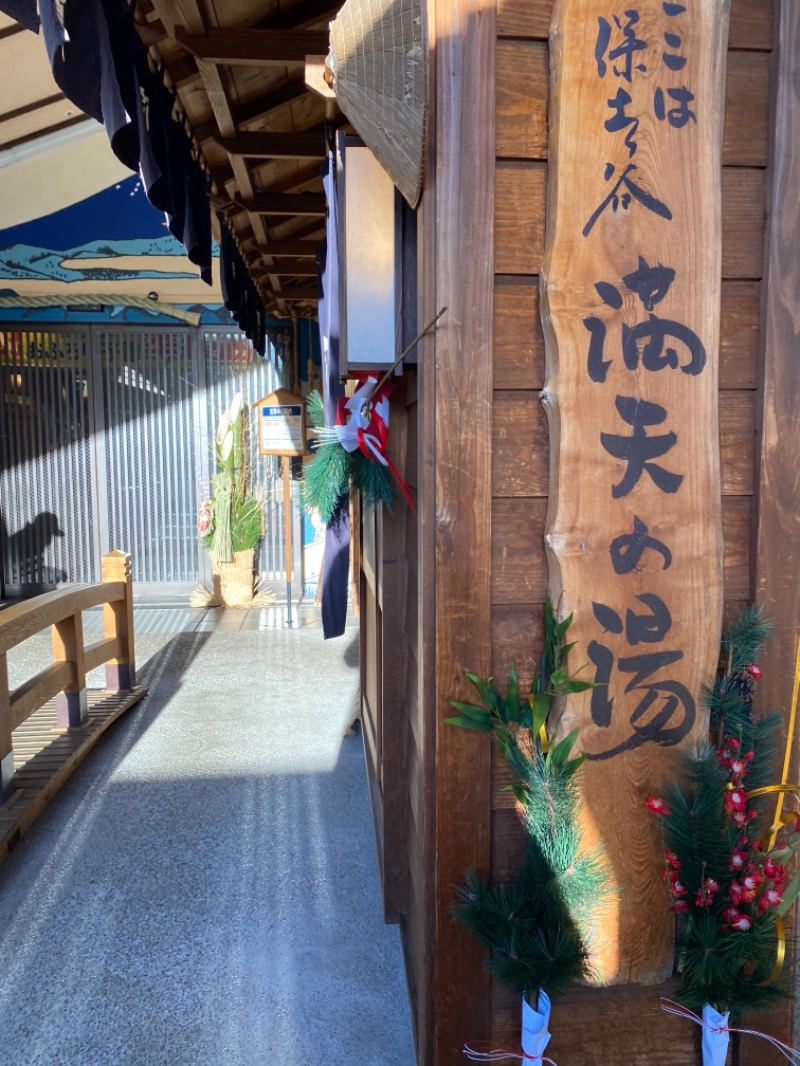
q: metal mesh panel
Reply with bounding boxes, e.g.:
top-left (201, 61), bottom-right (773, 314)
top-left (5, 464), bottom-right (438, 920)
top-left (0, 328), bottom-right (95, 588)
top-left (99, 330), bottom-right (198, 584)
top-left (200, 329), bottom-right (287, 581)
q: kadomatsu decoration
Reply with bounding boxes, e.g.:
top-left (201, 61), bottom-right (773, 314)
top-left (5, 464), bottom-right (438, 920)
top-left (446, 600), bottom-right (612, 1063)
top-left (649, 606), bottom-right (800, 1065)
top-left (197, 392), bottom-right (264, 606)
top-left (303, 376), bottom-right (415, 520)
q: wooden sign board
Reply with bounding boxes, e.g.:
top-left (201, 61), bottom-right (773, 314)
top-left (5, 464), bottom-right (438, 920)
top-left (541, 0), bottom-right (728, 983)
top-left (252, 389), bottom-right (307, 457)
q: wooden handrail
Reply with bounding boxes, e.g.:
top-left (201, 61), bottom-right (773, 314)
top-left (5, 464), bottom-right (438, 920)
top-left (0, 551), bottom-right (136, 802)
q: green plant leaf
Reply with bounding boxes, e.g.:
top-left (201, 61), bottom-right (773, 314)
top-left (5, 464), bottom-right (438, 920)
top-left (506, 664), bottom-right (520, 717)
top-left (547, 727), bottom-right (580, 769)
top-left (776, 867), bottom-right (800, 917)
top-left (449, 700), bottom-right (493, 721)
top-left (550, 668), bottom-right (567, 688)
top-left (559, 678), bottom-right (596, 694)
top-left (443, 714), bottom-right (494, 732)
top-left (529, 692), bottom-right (551, 736)
top-left (465, 672), bottom-right (503, 716)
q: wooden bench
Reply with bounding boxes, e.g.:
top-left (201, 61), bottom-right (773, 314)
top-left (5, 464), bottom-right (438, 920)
top-left (0, 551), bottom-right (147, 860)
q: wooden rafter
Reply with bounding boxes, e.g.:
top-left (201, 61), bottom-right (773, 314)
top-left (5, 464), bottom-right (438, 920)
top-left (214, 128), bottom-right (325, 159)
top-left (175, 28), bottom-right (329, 65)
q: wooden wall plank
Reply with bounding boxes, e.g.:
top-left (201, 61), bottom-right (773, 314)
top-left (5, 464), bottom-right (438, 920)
top-left (495, 166), bottom-right (765, 279)
top-left (496, 41), bottom-right (548, 160)
top-left (721, 280), bottom-right (761, 388)
top-left (750, 8), bottom-right (800, 1056)
top-left (493, 278), bottom-right (755, 390)
top-left (490, 604), bottom-right (543, 684)
top-left (495, 163), bottom-right (546, 275)
top-left (724, 51), bottom-right (771, 167)
top-left (491, 498), bottom-right (547, 605)
top-left (729, 0), bottom-right (775, 50)
top-left (493, 277), bottom-right (544, 390)
top-left (492, 391), bottom-right (548, 497)
top-left (720, 391), bottom-right (756, 495)
top-left (722, 168), bottom-right (767, 277)
top-left (431, 0), bottom-right (496, 1059)
top-left (722, 494), bottom-right (751, 600)
top-left (497, 0), bottom-right (552, 39)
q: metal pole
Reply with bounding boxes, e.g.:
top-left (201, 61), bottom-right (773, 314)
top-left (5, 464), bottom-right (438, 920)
top-left (282, 454), bottom-right (294, 627)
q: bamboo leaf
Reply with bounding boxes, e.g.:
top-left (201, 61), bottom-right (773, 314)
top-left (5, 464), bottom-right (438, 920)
top-left (443, 714), bottom-right (494, 732)
top-left (529, 692), bottom-right (551, 736)
top-left (775, 868), bottom-right (800, 917)
top-left (547, 727), bottom-right (580, 768)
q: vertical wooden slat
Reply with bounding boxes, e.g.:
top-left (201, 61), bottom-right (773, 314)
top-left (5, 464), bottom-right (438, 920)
top-left (52, 614), bottom-right (86, 728)
top-left (749, 3), bottom-right (800, 1061)
top-left (102, 551), bottom-right (136, 691)
top-left (431, 0), bottom-right (496, 1060)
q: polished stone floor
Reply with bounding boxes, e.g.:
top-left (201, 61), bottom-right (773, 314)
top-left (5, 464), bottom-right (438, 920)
top-left (0, 603), bottom-right (416, 1066)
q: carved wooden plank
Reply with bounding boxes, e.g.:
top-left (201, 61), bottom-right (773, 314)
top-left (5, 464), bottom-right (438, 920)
top-left (541, 0), bottom-right (729, 983)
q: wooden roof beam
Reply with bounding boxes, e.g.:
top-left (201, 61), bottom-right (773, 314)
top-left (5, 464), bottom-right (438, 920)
top-left (257, 259), bottom-right (318, 276)
top-left (240, 192), bottom-right (326, 216)
top-left (175, 28), bottom-right (329, 65)
top-left (277, 287), bottom-right (319, 302)
top-left (214, 127), bottom-right (325, 160)
top-left (192, 80), bottom-right (308, 142)
top-left (257, 239), bottom-right (321, 257)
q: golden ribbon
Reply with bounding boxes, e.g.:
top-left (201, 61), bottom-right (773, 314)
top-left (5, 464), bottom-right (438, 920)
top-left (743, 637), bottom-right (800, 986)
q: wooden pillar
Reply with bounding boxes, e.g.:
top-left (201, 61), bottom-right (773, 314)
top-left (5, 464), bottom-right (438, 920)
top-left (102, 550), bottom-right (136, 691)
top-left (53, 614), bottom-right (87, 728)
top-left (429, 0), bottom-right (496, 1059)
top-left (749, 1), bottom-right (800, 1059)
top-left (0, 653), bottom-right (13, 800)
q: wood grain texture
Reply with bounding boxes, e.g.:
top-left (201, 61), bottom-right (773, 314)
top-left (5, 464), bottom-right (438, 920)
top-left (431, 0), bottom-right (496, 1059)
top-left (720, 391), bottom-right (756, 495)
top-left (495, 165), bottom-right (764, 278)
top-left (491, 604), bottom-right (544, 684)
top-left (722, 167), bottom-right (767, 277)
top-left (721, 280), bottom-right (761, 388)
top-left (492, 391), bottom-right (549, 497)
top-left (493, 277), bottom-right (545, 390)
top-left (491, 498), bottom-right (548, 605)
top-left (495, 162), bottom-right (547, 274)
top-left (494, 278), bottom-right (754, 390)
top-left (496, 41), bottom-right (548, 160)
top-left (496, 0), bottom-right (772, 47)
top-left (750, 8), bottom-right (800, 1056)
top-left (541, 0), bottom-right (728, 984)
top-left (497, 0), bottom-right (552, 39)
top-left (724, 50), bottom-right (771, 167)
top-left (729, 0), bottom-right (775, 51)
top-left (723, 494), bottom-right (751, 600)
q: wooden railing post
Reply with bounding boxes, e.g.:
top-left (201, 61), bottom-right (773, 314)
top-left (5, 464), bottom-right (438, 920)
top-left (0, 652), bottom-right (13, 800)
top-left (102, 551), bottom-right (135, 690)
top-left (52, 614), bottom-right (88, 728)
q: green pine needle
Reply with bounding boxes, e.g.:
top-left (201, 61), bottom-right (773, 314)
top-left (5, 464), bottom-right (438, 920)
top-left (348, 451), bottom-right (395, 512)
top-left (302, 442), bottom-right (349, 522)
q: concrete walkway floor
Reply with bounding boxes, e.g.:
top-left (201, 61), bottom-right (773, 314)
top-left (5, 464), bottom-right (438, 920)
top-left (0, 606), bottom-right (417, 1066)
